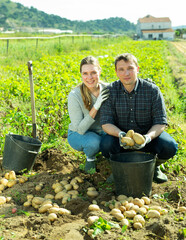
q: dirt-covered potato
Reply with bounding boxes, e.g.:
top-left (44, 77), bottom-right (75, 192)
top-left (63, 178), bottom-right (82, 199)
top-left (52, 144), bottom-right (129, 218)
top-left (0, 178), bottom-right (8, 186)
top-left (32, 197), bottom-right (45, 205)
top-left (58, 208), bottom-right (71, 215)
top-left (147, 209), bottom-right (160, 218)
top-left (7, 179), bottom-right (17, 188)
top-left (0, 196), bottom-right (6, 205)
top-left (39, 203), bottom-right (52, 213)
top-left (133, 222), bottom-right (143, 229)
top-left (133, 214), bottom-right (145, 226)
top-left (88, 204), bottom-right (100, 211)
top-left (9, 171), bottom-right (16, 180)
top-left (120, 218), bottom-right (129, 227)
top-left (48, 213), bottom-right (57, 222)
top-left (87, 216), bottom-right (99, 226)
top-left (124, 210), bottom-right (136, 218)
top-left (87, 190), bottom-right (99, 198)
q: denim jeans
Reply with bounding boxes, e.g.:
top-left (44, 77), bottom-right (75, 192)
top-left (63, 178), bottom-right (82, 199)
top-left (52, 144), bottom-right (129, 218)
top-left (100, 131), bottom-right (178, 162)
top-left (68, 129), bottom-right (105, 159)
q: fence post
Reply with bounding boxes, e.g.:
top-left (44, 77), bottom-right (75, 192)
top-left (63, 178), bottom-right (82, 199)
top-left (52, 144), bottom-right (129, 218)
top-left (7, 39), bottom-right (9, 54)
top-left (36, 39), bottom-right (38, 49)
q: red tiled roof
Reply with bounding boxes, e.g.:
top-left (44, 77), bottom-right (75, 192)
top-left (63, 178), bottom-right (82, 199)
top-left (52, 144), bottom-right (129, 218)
top-left (142, 28), bottom-right (174, 33)
top-left (139, 15), bottom-right (171, 23)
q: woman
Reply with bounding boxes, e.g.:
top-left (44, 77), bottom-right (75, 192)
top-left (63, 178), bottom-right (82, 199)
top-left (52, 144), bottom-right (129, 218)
top-left (67, 56), bottom-right (109, 173)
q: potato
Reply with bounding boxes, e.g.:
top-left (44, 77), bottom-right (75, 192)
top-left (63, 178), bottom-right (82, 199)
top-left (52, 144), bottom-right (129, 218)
top-left (126, 130), bottom-right (134, 138)
top-left (147, 210), bottom-right (160, 218)
top-left (133, 214), bottom-right (145, 226)
top-left (121, 137), bottom-right (135, 146)
top-left (35, 185), bottom-right (42, 191)
top-left (19, 176), bottom-right (28, 184)
top-left (141, 196), bottom-right (150, 205)
top-left (88, 204), bottom-right (100, 211)
top-left (133, 222), bottom-right (143, 229)
top-left (75, 176), bottom-right (83, 183)
top-left (178, 206), bottom-right (186, 212)
top-left (88, 216), bottom-right (99, 226)
top-left (72, 183), bottom-right (79, 190)
top-left (88, 229), bottom-right (94, 236)
top-left (9, 171), bottom-right (16, 180)
top-left (64, 184), bottom-right (72, 191)
top-left (60, 180), bottom-right (68, 186)
top-left (55, 191), bottom-right (67, 200)
top-left (0, 196), bottom-right (6, 205)
top-left (87, 190), bottom-right (99, 198)
top-left (39, 204), bottom-right (52, 213)
top-left (125, 203), bottom-right (134, 210)
top-left (32, 197), bottom-right (45, 205)
top-left (110, 208), bottom-right (121, 215)
top-left (41, 199), bottom-right (53, 206)
top-left (159, 209), bottom-right (168, 215)
top-left (130, 205), bottom-right (139, 212)
top-left (117, 195), bottom-right (128, 202)
top-left (58, 208), bottom-right (71, 215)
top-left (24, 201), bottom-right (32, 207)
top-left (120, 218), bottom-right (129, 227)
top-left (113, 212), bottom-right (124, 221)
top-left (70, 178), bottom-right (77, 185)
top-left (52, 182), bottom-right (61, 189)
top-left (27, 194), bottom-right (34, 200)
top-left (48, 207), bottom-right (60, 214)
top-left (133, 133), bottom-right (145, 145)
top-left (4, 172), bottom-right (10, 180)
top-left (137, 207), bottom-right (147, 215)
top-left (0, 184), bottom-right (5, 191)
top-left (54, 185), bottom-right (63, 193)
top-left (7, 180), bottom-right (17, 188)
top-left (6, 197), bottom-right (12, 203)
top-left (133, 198), bottom-right (144, 207)
top-left (45, 194), bottom-right (54, 200)
top-left (48, 213), bottom-right (57, 222)
top-left (119, 206), bottom-right (126, 213)
top-left (121, 200), bottom-right (128, 206)
top-left (68, 190), bottom-right (78, 195)
top-left (150, 205), bottom-right (161, 211)
top-left (0, 178), bottom-right (8, 186)
top-left (62, 196), bottom-right (70, 205)
top-left (124, 210), bottom-right (136, 218)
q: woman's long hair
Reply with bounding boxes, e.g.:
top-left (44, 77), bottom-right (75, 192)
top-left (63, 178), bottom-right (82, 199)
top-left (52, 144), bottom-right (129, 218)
top-left (79, 56), bottom-right (101, 111)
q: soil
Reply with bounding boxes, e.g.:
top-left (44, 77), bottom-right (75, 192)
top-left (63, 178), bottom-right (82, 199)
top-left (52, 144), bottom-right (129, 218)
top-left (0, 147), bottom-right (185, 240)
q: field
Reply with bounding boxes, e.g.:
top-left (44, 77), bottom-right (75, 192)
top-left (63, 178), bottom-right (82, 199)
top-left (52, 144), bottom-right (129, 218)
top-left (0, 37), bottom-right (185, 240)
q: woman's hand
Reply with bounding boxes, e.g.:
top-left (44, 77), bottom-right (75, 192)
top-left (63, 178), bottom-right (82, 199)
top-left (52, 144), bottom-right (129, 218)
top-left (94, 88), bottom-right (110, 110)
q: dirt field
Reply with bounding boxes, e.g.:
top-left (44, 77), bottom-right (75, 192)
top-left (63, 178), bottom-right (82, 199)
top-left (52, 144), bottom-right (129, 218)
top-left (0, 147), bottom-right (185, 240)
top-left (171, 41), bottom-right (186, 56)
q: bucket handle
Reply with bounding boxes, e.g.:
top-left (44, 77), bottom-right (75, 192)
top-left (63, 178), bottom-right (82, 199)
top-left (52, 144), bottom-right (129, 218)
top-left (9, 135), bottom-right (38, 155)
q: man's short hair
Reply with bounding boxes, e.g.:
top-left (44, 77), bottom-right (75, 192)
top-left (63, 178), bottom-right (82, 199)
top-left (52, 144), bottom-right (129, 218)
top-left (115, 53), bottom-right (138, 69)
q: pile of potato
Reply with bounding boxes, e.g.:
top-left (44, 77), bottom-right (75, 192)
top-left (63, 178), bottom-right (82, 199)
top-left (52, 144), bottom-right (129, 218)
top-left (121, 130), bottom-right (145, 146)
top-left (0, 170), bottom-right (28, 193)
top-left (86, 195), bottom-right (170, 234)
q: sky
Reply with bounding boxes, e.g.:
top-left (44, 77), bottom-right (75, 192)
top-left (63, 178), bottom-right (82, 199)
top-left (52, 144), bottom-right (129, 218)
top-left (11, 0), bottom-right (186, 27)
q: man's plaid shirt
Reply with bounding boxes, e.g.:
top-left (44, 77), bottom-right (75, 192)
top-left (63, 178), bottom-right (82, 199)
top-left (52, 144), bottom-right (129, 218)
top-left (100, 78), bottom-right (167, 134)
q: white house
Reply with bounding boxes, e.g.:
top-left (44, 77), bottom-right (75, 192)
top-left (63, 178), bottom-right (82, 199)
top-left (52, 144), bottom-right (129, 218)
top-left (137, 15), bottom-right (174, 40)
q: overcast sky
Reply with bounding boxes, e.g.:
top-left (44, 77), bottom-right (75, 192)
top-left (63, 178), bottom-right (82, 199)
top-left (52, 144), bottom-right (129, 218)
top-left (12, 0), bottom-right (185, 27)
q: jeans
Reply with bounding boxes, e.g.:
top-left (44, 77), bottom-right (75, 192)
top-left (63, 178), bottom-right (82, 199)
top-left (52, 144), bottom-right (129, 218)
top-left (100, 131), bottom-right (178, 162)
top-left (68, 129), bottom-right (105, 159)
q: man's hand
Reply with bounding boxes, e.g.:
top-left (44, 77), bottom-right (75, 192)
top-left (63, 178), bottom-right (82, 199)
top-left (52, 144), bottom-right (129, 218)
top-left (119, 131), bottom-right (133, 149)
top-left (133, 135), bottom-right (151, 150)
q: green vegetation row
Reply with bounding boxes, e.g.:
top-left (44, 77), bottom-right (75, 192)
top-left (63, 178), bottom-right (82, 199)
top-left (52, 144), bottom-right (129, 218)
top-left (0, 36), bottom-right (185, 165)
top-left (0, 0), bottom-right (135, 33)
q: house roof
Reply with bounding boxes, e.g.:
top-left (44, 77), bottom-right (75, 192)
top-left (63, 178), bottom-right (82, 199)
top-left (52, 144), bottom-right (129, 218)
top-left (142, 28), bottom-right (174, 33)
top-left (139, 15), bottom-right (171, 23)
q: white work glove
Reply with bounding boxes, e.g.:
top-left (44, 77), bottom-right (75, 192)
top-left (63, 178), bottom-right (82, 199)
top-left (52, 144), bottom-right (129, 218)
top-left (94, 87), bottom-right (110, 110)
top-left (119, 131), bottom-right (131, 149)
top-left (133, 135), bottom-right (151, 150)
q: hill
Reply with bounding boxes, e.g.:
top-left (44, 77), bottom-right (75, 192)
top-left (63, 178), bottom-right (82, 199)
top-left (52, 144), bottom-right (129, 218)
top-left (0, 0), bottom-right (136, 33)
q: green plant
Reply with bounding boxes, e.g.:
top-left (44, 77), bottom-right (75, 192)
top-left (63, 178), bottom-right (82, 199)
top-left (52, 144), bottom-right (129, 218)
top-left (89, 217), bottom-right (120, 238)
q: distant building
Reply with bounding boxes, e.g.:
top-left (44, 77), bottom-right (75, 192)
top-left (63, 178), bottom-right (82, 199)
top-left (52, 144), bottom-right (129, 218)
top-left (38, 29), bottom-right (73, 34)
top-left (137, 15), bottom-right (174, 40)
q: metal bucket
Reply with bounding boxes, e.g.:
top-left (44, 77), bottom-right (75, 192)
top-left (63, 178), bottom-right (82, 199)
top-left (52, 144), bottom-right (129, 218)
top-left (2, 133), bottom-right (42, 172)
top-left (110, 152), bottom-right (156, 197)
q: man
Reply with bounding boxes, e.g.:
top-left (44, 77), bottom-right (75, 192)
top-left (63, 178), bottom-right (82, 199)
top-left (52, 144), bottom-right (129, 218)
top-left (100, 53), bottom-right (178, 183)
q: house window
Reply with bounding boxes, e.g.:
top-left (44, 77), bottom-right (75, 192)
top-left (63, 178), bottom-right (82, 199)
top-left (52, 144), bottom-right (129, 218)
top-left (159, 34), bottom-right (163, 39)
top-left (148, 34), bottom-right (153, 39)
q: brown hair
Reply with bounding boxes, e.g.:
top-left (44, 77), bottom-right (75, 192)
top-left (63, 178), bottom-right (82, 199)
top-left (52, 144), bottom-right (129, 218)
top-left (79, 56), bottom-right (101, 111)
top-left (115, 53), bottom-right (138, 69)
